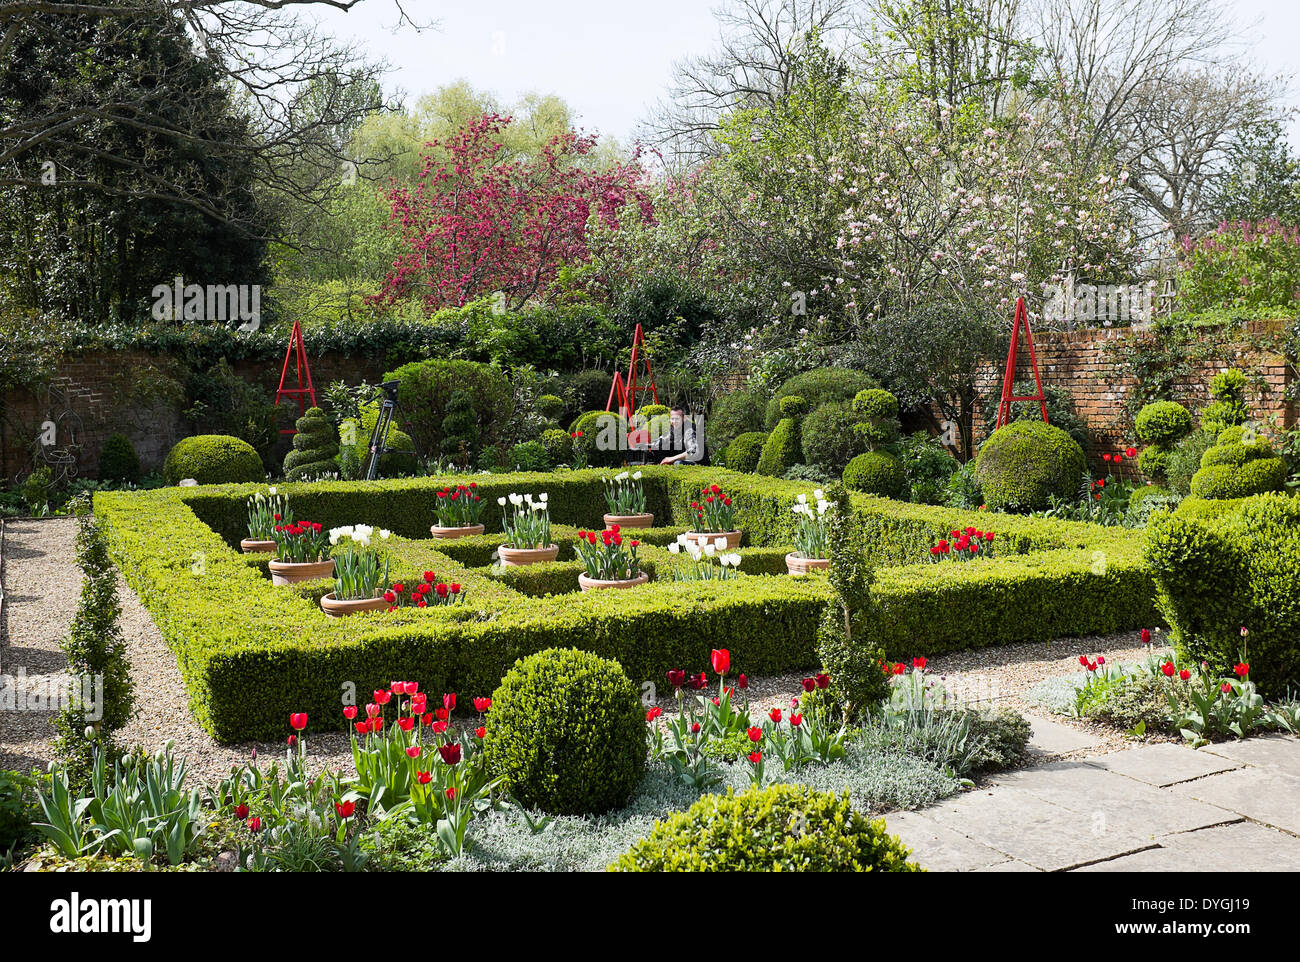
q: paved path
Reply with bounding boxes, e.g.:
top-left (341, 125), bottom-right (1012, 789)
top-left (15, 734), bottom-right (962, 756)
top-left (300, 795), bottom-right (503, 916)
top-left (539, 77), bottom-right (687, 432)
top-left (886, 733), bottom-right (1300, 872)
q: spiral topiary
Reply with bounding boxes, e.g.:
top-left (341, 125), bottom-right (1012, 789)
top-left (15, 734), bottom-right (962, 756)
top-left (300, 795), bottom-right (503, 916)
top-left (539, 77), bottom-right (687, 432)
top-left (484, 648), bottom-right (646, 816)
top-left (973, 420), bottom-right (1086, 512)
top-left (611, 784), bottom-right (922, 872)
top-left (841, 451), bottom-right (906, 498)
top-left (163, 435), bottom-right (264, 486)
top-left (725, 431), bottom-right (768, 473)
top-left (282, 407), bottom-right (339, 480)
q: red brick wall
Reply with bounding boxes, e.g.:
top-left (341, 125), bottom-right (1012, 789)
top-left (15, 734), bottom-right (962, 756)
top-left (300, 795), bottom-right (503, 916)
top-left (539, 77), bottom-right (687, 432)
top-left (1, 350), bottom-right (390, 480)
top-left (974, 321), bottom-right (1296, 471)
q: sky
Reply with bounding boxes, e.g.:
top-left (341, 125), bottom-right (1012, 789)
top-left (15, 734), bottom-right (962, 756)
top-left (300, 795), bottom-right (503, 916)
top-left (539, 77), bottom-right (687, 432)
top-left (315, 0), bottom-right (1300, 147)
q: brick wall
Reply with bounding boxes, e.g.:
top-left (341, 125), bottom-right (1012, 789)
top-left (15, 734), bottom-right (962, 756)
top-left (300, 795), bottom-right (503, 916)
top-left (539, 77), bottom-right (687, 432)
top-left (1, 350), bottom-right (390, 480)
top-left (974, 320), bottom-right (1296, 471)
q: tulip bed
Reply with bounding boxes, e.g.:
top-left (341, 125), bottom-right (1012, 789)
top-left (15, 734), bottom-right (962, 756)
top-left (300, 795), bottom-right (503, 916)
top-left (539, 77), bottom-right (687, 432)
top-left (93, 467), bottom-right (1158, 743)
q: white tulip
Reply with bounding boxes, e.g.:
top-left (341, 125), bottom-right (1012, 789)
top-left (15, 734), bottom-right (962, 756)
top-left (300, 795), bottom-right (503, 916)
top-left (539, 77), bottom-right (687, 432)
top-left (498, 497), bottom-right (507, 506)
top-left (380, 529), bottom-right (391, 540)
top-left (667, 542), bottom-right (680, 554)
top-left (539, 492), bottom-right (548, 502)
top-left (797, 493), bottom-right (807, 504)
top-left (714, 538), bottom-right (727, 550)
top-left (615, 471), bottom-right (629, 481)
top-left (704, 543), bottom-right (716, 557)
top-left (813, 489), bottom-right (825, 501)
top-left (633, 471), bottom-right (642, 480)
top-left (509, 493), bottom-right (524, 506)
top-left (268, 486), bottom-right (277, 496)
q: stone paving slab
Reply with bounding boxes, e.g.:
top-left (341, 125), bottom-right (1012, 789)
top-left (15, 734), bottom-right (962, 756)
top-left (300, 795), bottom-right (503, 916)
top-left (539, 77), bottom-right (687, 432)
top-left (1074, 821), bottom-right (1300, 872)
top-left (972, 859), bottom-right (1042, 872)
top-left (991, 761), bottom-right (1239, 837)
top-left (1023, 713), bottom-right (1107, 755)
top-left (884, 811), bottom-right (1011, 872)
top-left (1201, 735), bottom-right (1300, 778)
top-left (1084, 743), bottom-right (1243, 787)
top-left (921, 786), bottom-right (1158, 872)
top-left (1171, 767), bottom-right (1300, 836)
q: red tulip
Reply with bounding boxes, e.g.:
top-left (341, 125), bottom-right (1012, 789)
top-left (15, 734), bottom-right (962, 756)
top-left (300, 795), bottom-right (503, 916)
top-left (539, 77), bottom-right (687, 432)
top-left (646, 706), bottom-right (663, 721)
top-left (342, 706), bottom-right (357, 720)
top-left (373, 690), bottom-right (391, 705)
top-left (335, 800), bottom-right (355, 819)
top-left (737, 673), bottom-right (749, 690)
top-left (443, 693), bottom-right (457, 711)
top-left (438, 743), bottom-right (462, 766)
top-left (1161, 661), bottom-right (1176, 677)
top-left (790, 714), bottom-right (803, 727)
top-left (475, 726), bottom-right (486, 738)
top-left (247, 816), bottom-right (261, 832)
top-left (415, 771), bottom-right (432, 785)
top-left (405, 746), bottom-right (420, 758)
top-left (747, 751), bottom-right (762, 764)
top-left (397, 717), bottom-right (415, 732)
top-left (234, 803), bottom-right (249, 819)
top-left (1179, 669), bottom-right (1191, 681)
top-left (287, 735), bottom-right (297, 748)
top-left (474, 697), bottom-right (492, 712)
top-left (912, 656), bottom-right (927, 670)
top-left (1221, 682), bottom-right (1233, 693)
top-left (711, 649), bottom-right (730, 676)
top-left (1140, 628), bottom-right (1151, 644)
top-left (1233, 663), bottom-right (1250, 679)
top-left (801, 678), bottom-right (816, 692)
top-left (354, 721), bottom-right (369, 735)
top-left (768, 708), bottom-right (782, 723)
top-left (289, 712), bottom-right (308, 731)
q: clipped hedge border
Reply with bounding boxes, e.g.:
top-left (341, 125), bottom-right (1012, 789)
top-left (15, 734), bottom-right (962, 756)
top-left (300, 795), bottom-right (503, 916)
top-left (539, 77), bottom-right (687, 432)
top-left (95, 467), bottom-right (1157, 742)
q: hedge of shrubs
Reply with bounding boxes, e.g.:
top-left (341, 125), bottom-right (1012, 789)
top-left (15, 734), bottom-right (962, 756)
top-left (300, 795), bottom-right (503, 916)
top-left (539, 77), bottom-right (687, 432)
top-left (1146, 493), bottom-right (1299, 696)
top-left (94, 467), bottom-right (1158, 742)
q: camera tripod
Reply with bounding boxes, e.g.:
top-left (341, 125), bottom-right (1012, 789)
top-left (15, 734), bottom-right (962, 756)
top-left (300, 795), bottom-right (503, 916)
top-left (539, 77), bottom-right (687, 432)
top-left (365, 380), bottom-right (406, 481)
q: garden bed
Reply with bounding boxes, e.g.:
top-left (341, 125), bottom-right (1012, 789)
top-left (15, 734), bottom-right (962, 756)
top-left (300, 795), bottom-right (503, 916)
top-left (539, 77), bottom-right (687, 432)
top-left (93, 467), bottom-right (1158, 742)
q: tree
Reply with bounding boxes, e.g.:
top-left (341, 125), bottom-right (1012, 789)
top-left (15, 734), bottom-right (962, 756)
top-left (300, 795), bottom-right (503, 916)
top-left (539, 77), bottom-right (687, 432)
top-left (0, 2), bottom-right (269, 321)
top-left (1212, 120), bottom-right (1300, 227)
top-left (374, 113), bottom-right (649, 311)
top-left (0, 0), bottom-right (406, 237)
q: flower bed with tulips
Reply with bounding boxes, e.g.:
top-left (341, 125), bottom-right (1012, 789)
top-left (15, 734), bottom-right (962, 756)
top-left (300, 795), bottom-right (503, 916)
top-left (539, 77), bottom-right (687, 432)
top-left (93, 467), bottom-right (1161, 742)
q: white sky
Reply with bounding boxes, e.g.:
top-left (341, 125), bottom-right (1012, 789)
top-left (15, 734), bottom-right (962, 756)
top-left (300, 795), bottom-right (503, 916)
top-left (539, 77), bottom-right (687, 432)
top-left (317, 0), bottom-right (1300, 146)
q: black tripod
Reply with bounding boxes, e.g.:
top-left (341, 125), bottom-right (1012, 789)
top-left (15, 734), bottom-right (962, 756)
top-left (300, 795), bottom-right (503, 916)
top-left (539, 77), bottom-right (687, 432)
top-left (365, 380), bottom-right (405, 481)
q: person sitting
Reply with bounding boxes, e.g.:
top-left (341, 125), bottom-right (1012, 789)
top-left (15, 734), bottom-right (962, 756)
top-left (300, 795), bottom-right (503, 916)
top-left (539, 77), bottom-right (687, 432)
top-left (657, 406), bottom-right (707, 466)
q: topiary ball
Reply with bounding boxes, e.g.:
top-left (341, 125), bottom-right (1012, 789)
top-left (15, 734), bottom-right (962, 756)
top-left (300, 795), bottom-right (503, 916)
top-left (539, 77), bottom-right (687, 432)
top-left (778, 394), bottom-right (810, 419)
top-left (1137, 445), bottom-right (1170, 480)
top-left (801, 402), bottom-right (867, 475)
top-left (842, 451), bottom-right (906, 498)
top-left (725, 432), bottom-right (768, 473)
top-left (536, 394), bottom-right (566, 421)
top-left (973, 420), bottom-right (1086, 512)
top-left (97, 432), bottom-right (141, 484)
top-left (853, 388), bottom-right (899, 421)
top-left (1134, 401), bottom-right (1193, 447)
top-left (539, 427), bottom-right (573, 466)
top-left (484, 648), bottom-right (646, 816)
top-left (610, 784), bottom-right (923, 872)
top-left (569, 410), bottom-right (628, 468)
top-left (163, 435), bottom-right (264, 486)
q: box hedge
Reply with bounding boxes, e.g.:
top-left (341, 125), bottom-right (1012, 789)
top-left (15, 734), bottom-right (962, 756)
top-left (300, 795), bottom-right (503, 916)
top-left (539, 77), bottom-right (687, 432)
top-left (95, 466), bottom-right (1158, 742)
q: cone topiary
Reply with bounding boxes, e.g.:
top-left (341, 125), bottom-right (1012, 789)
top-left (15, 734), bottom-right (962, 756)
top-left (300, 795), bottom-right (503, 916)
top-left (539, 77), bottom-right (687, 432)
top-left (283, 407), bottom-right (339, 480)
top-left (757, 396), bottom-right (806, 477)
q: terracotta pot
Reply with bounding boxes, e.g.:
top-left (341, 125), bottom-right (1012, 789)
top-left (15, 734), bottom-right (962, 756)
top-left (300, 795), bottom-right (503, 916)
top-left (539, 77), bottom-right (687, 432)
top-left (268, 558), bottom-right (335, 586)
top-left (498, 544), bottom-right (560, 567)
top-left (786, 552), bottom-right (831, 575)
top-left (240, 538), bottom-right (276, 553)
top-left (320, 592), bottom-right (388, 617)
top-left (429, 523), bottom-right (486, 540)
top-left (578, 571), bottom-right (650, 592)
top-left (602, 512), bottom-right (654, 529)
top-left (683, 530), bottom-right (743, 550)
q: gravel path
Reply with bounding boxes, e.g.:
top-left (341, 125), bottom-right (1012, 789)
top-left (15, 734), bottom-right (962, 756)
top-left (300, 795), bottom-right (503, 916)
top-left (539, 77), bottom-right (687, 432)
top-left (0, 518), bottom-right (81, 774)
top-left (3, 518), bottom-right (1162, 783)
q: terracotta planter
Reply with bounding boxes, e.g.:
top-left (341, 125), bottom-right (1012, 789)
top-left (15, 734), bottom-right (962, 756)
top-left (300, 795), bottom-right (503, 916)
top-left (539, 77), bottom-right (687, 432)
top-left (241, 538), bottom-right (276, 553)
top-left (683, 530), bottom-right (742, 550)
top-left (786, 552), bottom-right (830, 575)
top-left (498, 544), bottom-right (560, 567)
top-left (268, 558), bottom-right (335, 586)
top-left (603, 512), bottom-right (654, 529)
top-left (429, 523), bottom-right (486, 540)
top-left (320, 592), bottom-right (388, 618)
top-left (578, 571), bottom-right (650, 592)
